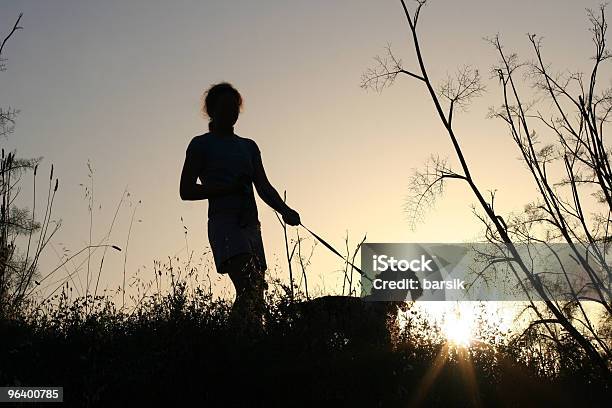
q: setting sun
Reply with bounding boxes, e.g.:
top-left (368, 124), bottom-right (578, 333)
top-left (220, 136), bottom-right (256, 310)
top-left (442, 309), bottom-right (474, 347)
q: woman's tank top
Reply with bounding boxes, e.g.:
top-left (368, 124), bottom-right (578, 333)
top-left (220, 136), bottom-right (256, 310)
top-left (186, 132), bottom-right (260, 225)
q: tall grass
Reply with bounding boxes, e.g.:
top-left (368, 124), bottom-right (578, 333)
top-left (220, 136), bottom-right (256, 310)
top-left (1, 249), bottom-right (609, 407)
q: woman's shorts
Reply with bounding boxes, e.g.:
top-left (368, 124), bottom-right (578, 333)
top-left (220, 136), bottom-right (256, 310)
top-left (207, 214), bottom-right (267, 274)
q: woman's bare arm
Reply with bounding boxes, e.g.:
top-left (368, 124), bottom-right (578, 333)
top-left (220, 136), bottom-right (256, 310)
top-left (252, 144), bottom-right (300, 225)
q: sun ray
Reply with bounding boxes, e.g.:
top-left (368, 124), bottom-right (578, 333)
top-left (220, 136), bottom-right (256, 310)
top-left (408, 343), bottom-right (450, 407)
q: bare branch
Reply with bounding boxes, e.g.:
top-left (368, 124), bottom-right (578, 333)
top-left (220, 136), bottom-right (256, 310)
top-left (403, 155), bottom-right (466, 230)
top-left (437, 65), bottom-right (486, 125)
top-left (360, 42), bottom-right (424, 92)
top-left (0, 13), bottom-right (23, 71)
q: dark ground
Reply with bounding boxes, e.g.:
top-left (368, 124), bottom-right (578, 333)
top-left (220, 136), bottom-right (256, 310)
top-left (1, 288), bottom-right (610, 407)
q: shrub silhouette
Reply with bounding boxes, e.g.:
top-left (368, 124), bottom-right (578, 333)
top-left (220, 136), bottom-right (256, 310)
top-left (1, 255), bottom-right (609, 407)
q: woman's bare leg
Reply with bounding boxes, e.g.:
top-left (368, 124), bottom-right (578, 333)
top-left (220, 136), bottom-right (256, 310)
top-left (222, 252), bottom-right (266, 334)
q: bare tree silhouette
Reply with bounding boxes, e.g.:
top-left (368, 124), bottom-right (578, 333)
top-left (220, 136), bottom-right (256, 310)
top-left (361, 0), bottom-right (611, 374)
top-left (0, 12), bottom-right (50, 318)
top-left (0, 14), bottom-right (123, 319)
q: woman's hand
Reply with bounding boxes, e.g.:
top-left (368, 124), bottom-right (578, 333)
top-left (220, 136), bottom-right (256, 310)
top-left (282, 207), bottom-right (300, 226)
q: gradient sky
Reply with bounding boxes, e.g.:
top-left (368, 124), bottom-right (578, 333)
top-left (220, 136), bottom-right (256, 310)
top-left (1, 0), bottom-right (609, 302)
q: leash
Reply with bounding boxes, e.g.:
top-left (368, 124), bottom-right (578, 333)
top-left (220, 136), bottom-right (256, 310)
top-left (299, 222), bottom-right (373, 283)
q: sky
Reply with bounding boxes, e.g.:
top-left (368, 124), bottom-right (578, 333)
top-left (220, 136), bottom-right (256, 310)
top-left (1, 0), bottom-right (610, 303)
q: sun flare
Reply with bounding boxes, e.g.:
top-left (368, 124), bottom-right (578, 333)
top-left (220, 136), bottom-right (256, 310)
top-left (441, 311), bottom-right (473, 347)
top-left (400, 301), bottom-right (515, 349)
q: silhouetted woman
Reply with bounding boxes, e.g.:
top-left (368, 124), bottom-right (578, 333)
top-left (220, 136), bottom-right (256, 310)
top-left (180, 82), bottom-right (300, 333)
